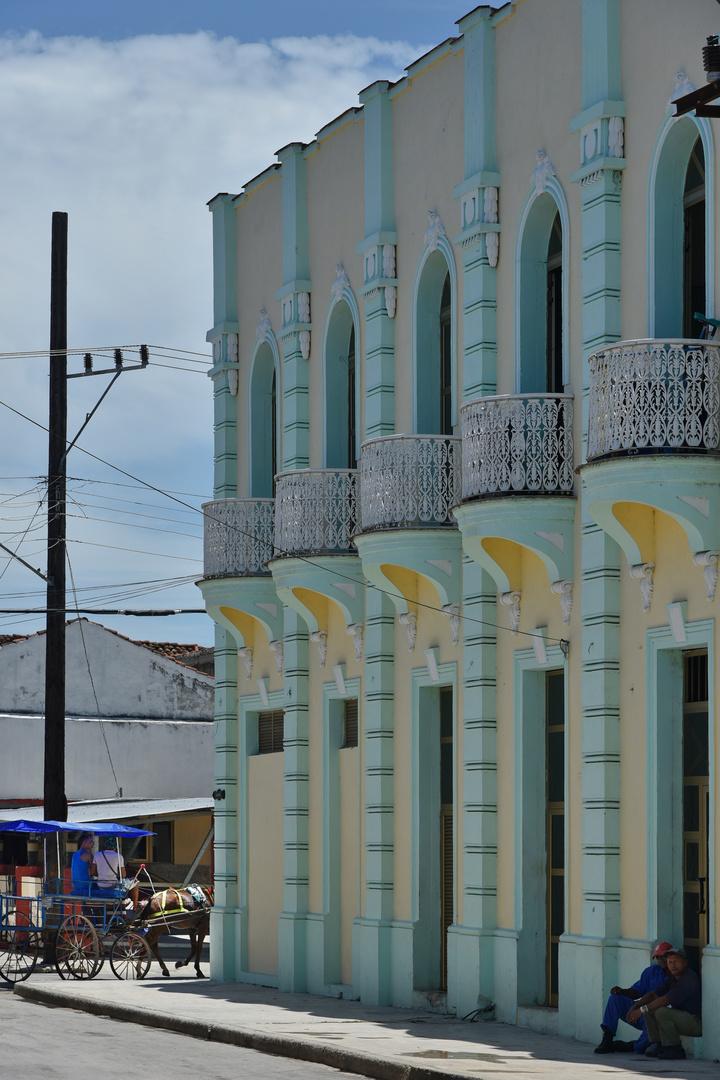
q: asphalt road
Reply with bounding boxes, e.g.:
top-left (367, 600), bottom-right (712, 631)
top-left (0, 986), bottom-right (360, 1080)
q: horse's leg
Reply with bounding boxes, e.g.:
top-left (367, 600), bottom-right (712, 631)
top-left (174, 925), bottom-right (196, 971)
top-left (145, 926), bottom-right (170, 977)
top-left (194, 915), bottom-right (209, 978)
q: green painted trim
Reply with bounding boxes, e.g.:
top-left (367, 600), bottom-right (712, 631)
top-left (570, 157), bottom-right (625, 184)
top-left (206, 321), bottom-right (239, 342)
top-left (454, 496), bottom-right (576, 590)
top-left (322, 288), bottom-right (362, 467)
top-left (269, 554), bottom-right (365, 629)
top-left (582, 455), bottom-right (720, 561)
top-left (276, 280), bottom-right (313, 302)
top-left (278, 144), bottom-right (309, 286)
top-left (357, 231), bottom-right (398, 255)
top-left (240, 163), bottom-right (280, 196)
top-left (645, 618), bottom-right (714, 946)
top-left (461, 11), bottom-right (495, 178)
top-left (313, 107), bottom-right (362, 147)
top-left (570, 100), bottom-right (626, 131)
top-left (248, 332), bottom-right (282, 498)
top-left (355, 527), bottom-right (463, 610)
top-left (199, 576), bottom-right (284, 646)
top-left (513, 644), bottom-right (568, 1006)
top-left (581, 0), bottom-right (621, 110)
top-left (453, 172), bottom-right (501, 199)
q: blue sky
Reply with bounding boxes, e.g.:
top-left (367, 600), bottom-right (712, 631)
top-left (0, 2), bottom-right (471, 651)
top-left (2, 1), bottom-right (466, 45)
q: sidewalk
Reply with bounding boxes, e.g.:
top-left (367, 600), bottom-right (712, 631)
top-left (13, 971), bottom-right (716, 1080)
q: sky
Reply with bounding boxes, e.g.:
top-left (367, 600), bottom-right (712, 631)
top-left (0, 1), bottom-right (472, 652)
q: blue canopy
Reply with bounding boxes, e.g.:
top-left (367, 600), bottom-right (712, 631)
top-left (0, 818), bottom-right (154, 837)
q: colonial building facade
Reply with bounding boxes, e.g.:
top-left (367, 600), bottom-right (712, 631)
top-left (199, 0), bottom-right (720, 1054)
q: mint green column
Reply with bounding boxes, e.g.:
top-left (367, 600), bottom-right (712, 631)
top-left (210, 630), bottom-right (241, 980)
top-left (206, 192), bottom-right (241, 979)
top-left (449, 558), bottom-right (498, 1015)
top-left (278, 606), bottom-right (310, 991)
top-left (567, 0), bottom-right (624, 1040)
top-left (355, 588), bottom-right (395, 1004)
top-left (358, 81), bottom-right (396, 439)
top-left (276, 143), bottom-right (311, 471)
top-left (454, 7), bottom-right (499, 401)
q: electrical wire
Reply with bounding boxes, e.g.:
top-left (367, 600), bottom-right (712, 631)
top-left (0, 394), bottom-right (569, 647)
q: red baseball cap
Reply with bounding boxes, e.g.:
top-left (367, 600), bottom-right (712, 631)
top-left (653, 941), bottom-right (673, 957)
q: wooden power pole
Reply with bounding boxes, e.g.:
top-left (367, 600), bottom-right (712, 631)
top-left (44, 211), bottom-right (68, 823)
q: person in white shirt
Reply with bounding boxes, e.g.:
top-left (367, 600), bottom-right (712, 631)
top-left (91, 837), bottom-right (139, 909)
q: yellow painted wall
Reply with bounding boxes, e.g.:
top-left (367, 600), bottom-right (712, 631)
top-left (247, 751), bottom-right (284, 974)
top-left (174, 813), bottom-right (212, 867)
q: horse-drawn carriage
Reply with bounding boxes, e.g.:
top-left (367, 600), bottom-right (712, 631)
top-left (0, 818), bottom-right (212, 984)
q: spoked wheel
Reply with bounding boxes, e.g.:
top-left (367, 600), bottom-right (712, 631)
top-left (55, 914), bottom-right (102, 980)
top-left (0, 909), bottom-right (41, 984)
top-left (110, 931), bottom-right (151, 980)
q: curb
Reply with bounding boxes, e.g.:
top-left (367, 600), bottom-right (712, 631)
top-left (13, 982), bottom-right (462, 1080)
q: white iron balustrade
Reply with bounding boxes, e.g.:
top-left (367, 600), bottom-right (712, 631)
top-left (274, 470), bottom-right (359, 556)
top-left (203, 498), bottom-right (274, 577)
top-left (460, 394), bottom-right (574, 498)
top-left (587, 339), bottom-right (720, 460)
top-left (359, 435), bottom-right (461, 530)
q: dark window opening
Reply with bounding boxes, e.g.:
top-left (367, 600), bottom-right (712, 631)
top-left (258, 709), bottom-right (285, 754)
top-left (440, 274), bottom-right (452, 435)
top-left (546, 213), bottom-right (563, 393)
top-left (347, 326), bottom-right (357, 470)
top-left (684, 139), bottom-right (706, 339)
top-left (683, 650), bottom-right (709, 974)
top-left (343, 698), bottom-right (359, 748)
top-left (440, 686), bottom-right (454, 989)
top-left (546, 669), bottom-right (565, 1006)
top-left (152, 821), bottom-right (173, 864)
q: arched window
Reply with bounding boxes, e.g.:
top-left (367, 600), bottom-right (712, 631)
top-left (249, 343), bottom-right (278, 496)
top-left (684, 139), bottom-right (706, 338)
top-left (415, 250), bottom-right (454, 434)
top-left (518, 193), bottom-right (565, 393)
top-left (324, 300), bottom-right (359, 469)
top-left (651, 118), bottom-right (711, 338)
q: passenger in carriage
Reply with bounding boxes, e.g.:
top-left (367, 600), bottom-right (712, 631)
top-left (91, 836), bottom-right (139, 911)
top-left (70, 832), bottom-right (96, 896)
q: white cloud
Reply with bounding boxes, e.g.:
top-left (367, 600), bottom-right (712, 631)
top-left (0, 30), bottom-right (421, 644)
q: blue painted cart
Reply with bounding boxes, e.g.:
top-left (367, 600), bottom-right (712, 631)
top-left (0, 818), bottom-right (154, 983)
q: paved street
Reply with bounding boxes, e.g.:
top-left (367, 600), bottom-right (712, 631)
top-left (9, 969), bottom-right (717, 1080)
top-left (0, 984), bottom-right (359, 1080)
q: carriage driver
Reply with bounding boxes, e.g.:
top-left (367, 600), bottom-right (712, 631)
top-left (91, 836), bottom-right (140, 911)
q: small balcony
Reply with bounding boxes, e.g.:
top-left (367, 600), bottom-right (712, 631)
top-left (460, 394), bottom-right (574, 499)
top-left (587, 339), bottom-right (720, 461)
top-left (202, 498), bottom-right (274, 578)
top-left (359, 434), bottom-right (461, 531)
top-left (273, 469), bottom-right (359, 557)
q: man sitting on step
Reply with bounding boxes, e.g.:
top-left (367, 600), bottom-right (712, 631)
top-left (626, 945), bottom-right (702, 1061)
top-left (594, 941), bottom-right (673, 1055)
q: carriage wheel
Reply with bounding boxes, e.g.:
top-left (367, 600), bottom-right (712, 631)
top-left (110, 931), bottom-right (151, 980)
top-left (54, 914), bottom-right (102, 980)
top-left (0, 909), bottom-right (40, 984)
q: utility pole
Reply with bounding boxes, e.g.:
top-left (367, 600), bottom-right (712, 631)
top-left (44, 211), bottom-right (68, 823)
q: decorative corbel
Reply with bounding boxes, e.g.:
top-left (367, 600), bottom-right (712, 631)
top-left (692, 551), bottom-right (719, 602)
top-left (629, 563), bottom-right (655, 613)
top-left (297, 291), bottom-right (311, 360)
top-left (500, 591), bottom-right (521, 635)
top-left (346, 622), bottom-right (364, 661)
top-left (550, 580), bottom-right (573, 625)
top-left (483, 186), bottom-right (499, 267)
top-left (441, 603), bottom-right (461, 646)
top-left (269, 639), bottom-right (284, 675)
top-left (227, 369), bottom-right (239, 396)
top-left (382, 244), bottom-right (396, 318)
top-left (398, 611), bottom-right (417, 652)
top-left (238, 646), bottom-right (253, 680)
top-left (310, 630), bottom-right (328, 666)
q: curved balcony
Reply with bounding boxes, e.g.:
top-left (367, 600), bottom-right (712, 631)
top-left (460, 393), bottom-right (574, 500)
top-left (587, 339), bottom-right (720, 461)
top-left (359, 434), bottom-right (461, 532)
top-left (202, 497), bottom-right (274, 578)
top-left (273, 469), bottom-right (359, 557)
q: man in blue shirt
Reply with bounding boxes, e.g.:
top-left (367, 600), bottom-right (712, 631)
top-left (594, 941), bottom-right (672, 1054)
top-left (626, 946), bottom-right (702, 1060)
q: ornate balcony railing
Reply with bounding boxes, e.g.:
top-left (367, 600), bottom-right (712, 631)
top-left (203, 498), bottom-right (274, 578)
top-left (587, 339), bottom-right (720, 461)
top-left (273, 469), bottom-right (359, 556)
top-left (359, 434), bottom-right (461, 531)
top-left (460, 394), bottom-right (574, 499)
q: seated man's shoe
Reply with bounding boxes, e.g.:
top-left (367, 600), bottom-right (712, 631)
top-left (594, 1027), bottom-right (615, 1054)
top-left (658, 1045), bottom-right (686, 1060)
top-left (644, 1043), bottom-right (661, 1057)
